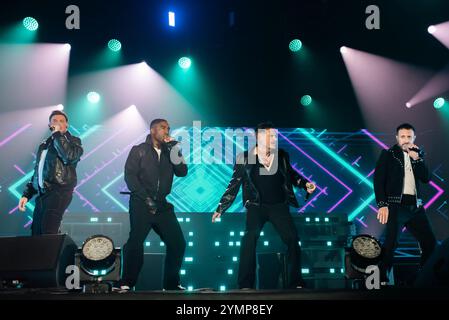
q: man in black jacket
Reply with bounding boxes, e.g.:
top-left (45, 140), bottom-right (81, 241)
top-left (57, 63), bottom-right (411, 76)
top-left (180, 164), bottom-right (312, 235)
top-left (119, 119), bottom-right (188, 291)
top-left (212, 122), bottom-right (316, 289)
top-left (374, 123), bottom-right (437, 284)
top-left (18, 110), bottom-right (83, 235)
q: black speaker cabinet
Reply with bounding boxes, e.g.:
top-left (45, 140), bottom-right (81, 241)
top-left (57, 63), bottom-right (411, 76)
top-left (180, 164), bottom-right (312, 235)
top-left (0, 234), bottom-right (77, 288)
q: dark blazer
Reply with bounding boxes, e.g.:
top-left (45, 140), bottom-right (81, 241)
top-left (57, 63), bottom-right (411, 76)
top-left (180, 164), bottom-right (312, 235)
top-left (373, 144), bottom-right (430, 208)
top-left (216, 148), bottom-right (309, 214)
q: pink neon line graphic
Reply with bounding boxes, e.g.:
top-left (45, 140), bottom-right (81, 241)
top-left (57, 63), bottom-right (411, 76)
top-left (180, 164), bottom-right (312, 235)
top-left (75, 133), bottom-right (147, 190)
top-left (74, 190), bottom-right (100, 212)
top-left (9, 205), bottom-right (19, 215)
top-left (351, 156), bottom-right (362, 166)
top-left (0, 124), bottom-right (32, 147)
top-left (425, 181), bottom-right (444, 209)
top-left (291, 164), bottom-right (327, 195)
top-left (361, 129), bottom-right (444, 210)
top-left (24, 220), bottom-right (32, 228)
top-left (81, 127), bottom-right (126, 161)
top-left (291, 163), bottom-right (327, 213)
top-left (279, 131), bottom-right (353, 213)
top-left (14, 164), bottom-right (26, 175)
top-left (300, 187), bottom-right (328, 213)
top-left (369, 204), bottom-right (378, 213)
top-left (337, 145), bottom-right (347, 154)
top-left (356, 218), bottom-right (368, 228)
top-left (361, 129), bottom-right (388, 149)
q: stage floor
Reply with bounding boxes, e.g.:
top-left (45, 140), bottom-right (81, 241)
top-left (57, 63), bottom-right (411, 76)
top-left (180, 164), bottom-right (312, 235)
top-left (0, 287), bottom-right (448, 300)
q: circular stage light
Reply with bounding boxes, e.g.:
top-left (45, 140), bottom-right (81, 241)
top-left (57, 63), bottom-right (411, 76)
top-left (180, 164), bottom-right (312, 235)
top-left (340, 46), bottom-right (347, 53)
top-left (289, 39), bottom-right (302, 52)
top-left (434, 97), bottom-right (445, 109)
top-left (76, 234), bottom-right (121, 293)
top-left (87, 91), bottom-right (101, 104)
top-left (23, 17), bottom-right (39, 31)
top-left (349, 234), bottom-right (382, 274)
top-left (108, 39), bottom-right (122, 52)
top-left (178, 57), bottom-right (192, 69)
top-left (80, 235), bottom-right (116, 277)
top-left (300, 95), bottom-right (312, 106)
top-left (428, 25), bottom-right (436, 34)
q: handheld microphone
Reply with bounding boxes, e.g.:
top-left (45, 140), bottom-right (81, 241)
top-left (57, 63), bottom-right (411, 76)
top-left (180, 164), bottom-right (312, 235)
top-left (305, 183), bottom-right (315, 200)
top-left (165, 140), bottom-right (179, 148)
top-left (408, 146), bottom-right (425, 157)
top-left (164, 136), bottom-right (180, 149)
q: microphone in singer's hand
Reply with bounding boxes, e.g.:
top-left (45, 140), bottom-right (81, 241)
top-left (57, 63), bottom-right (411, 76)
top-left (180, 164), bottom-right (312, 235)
top-left (408, 146), bottom-right (425, 156)
top-left (165, 140), bottom-right (179, 148)
top-left (305, 183), bottom-right (314, 200)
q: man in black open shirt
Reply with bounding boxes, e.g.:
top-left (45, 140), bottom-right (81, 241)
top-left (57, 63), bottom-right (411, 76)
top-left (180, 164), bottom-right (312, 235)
top-left (212, 122), bottom-right (316, 289)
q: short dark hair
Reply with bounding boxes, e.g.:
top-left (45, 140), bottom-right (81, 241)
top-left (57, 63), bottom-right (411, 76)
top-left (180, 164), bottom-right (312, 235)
top-left (150, 118), bottom-right (168, 129)
top-left (49, 110), bottom-right (68, 122)
top-left (396, 123), bottom-right (415, 134)
top-left (255, 121), bottom-right (275, 135)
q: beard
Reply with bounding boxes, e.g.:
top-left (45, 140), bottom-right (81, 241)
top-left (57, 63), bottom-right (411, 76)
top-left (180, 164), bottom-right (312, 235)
top-left (400, 142), bottom-right (412, 151)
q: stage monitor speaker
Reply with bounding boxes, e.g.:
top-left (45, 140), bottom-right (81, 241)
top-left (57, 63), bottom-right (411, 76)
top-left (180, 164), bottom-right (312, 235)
top-left (414, 238), bottom-right (449, 288)
top-left (0, 234), bottom-right (77, 288)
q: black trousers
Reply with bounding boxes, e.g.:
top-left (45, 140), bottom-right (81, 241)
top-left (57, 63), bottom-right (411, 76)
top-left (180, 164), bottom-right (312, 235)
top-left (379, 200), bottom-right (437, 282)
top-left (121, 196), bottom-right (186, 289)
top-left (238, 202), bottom-right (304, 289)
top-left (31, 188), bottom-right (73, 235)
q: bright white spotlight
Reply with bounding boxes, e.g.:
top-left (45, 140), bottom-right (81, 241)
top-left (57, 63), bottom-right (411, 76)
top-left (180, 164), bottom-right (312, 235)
top-left (137, 61), bottom-right (150, 73)
top-left (340, 46), bottom-right (347, 54)
top-left (87, 91), bottom-right (101, 104)
top-left (406, 102), bottom-right (412, 108)
top-left (129, 104), bottom-right (136, 109)
top-left (63, 44), bottom-right (71, 51)
top-left (56, 104), bottom-right (64, 110)
top-left (168, 11), bottom-right (175, 27)
top-left (428, 25), bottom-right (436, 34)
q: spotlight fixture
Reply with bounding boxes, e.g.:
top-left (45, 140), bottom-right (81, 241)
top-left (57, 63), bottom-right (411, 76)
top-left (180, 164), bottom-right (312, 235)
top-left (75, 235), bottom-right (121, 293)
top-left (348, 234), bottom-right (382, 274)
top-left (23, 17), bottom-right (38, 31)
top-left (178, 57), bottom-right (191, 69)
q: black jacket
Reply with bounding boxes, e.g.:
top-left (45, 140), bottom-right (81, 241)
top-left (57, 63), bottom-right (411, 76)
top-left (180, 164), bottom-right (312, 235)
top-left (22, 131), bottom-right (83, 200)
top-left (124, 135), bottom-right (188, 205)
top-left (215, 148), bottom-right (309, 214)
top-left (374, 144), bottom-right (430, 208)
